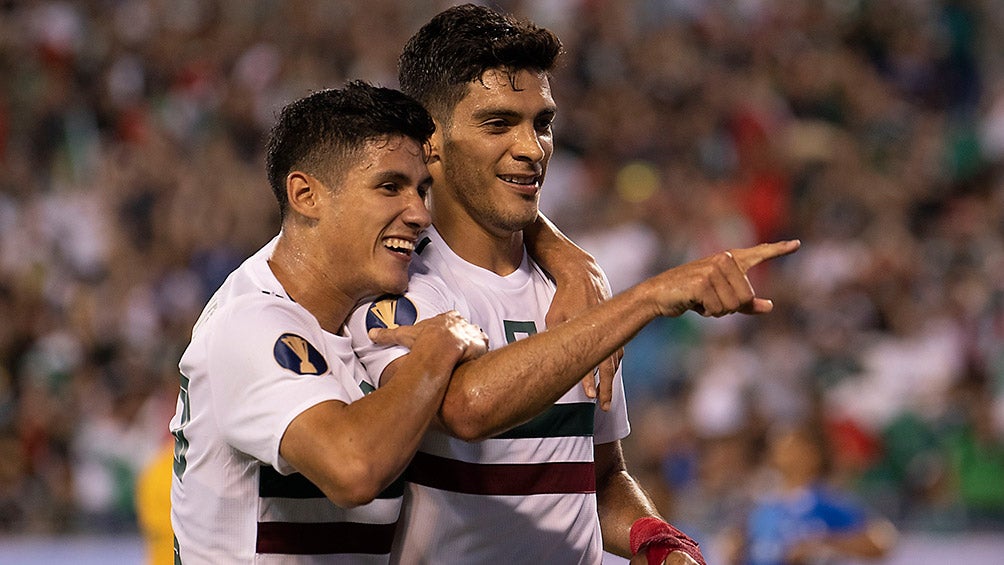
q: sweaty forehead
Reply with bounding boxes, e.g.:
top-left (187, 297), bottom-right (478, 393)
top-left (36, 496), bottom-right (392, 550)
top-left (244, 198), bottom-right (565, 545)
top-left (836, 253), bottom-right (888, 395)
top-left (476, 68), bottom-right (552, 95)
top-left (339, 135), bottom-right (429, 180)
top-left (450, 69), bottom-right (555, 121)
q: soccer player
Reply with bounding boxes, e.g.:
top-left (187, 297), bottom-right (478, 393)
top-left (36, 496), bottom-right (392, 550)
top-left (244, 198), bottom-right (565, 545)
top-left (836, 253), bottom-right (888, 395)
top-left (168, 82), bottom-right (488, 564)
top-left (347, 4), bottom-right (800, 564)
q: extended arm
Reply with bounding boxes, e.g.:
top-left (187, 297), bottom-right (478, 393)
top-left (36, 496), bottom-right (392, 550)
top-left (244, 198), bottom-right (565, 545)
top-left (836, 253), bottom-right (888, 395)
top-left (279, 312), bottom-right (486, 507)
top-left (375, 240), bottom-right (800, 441)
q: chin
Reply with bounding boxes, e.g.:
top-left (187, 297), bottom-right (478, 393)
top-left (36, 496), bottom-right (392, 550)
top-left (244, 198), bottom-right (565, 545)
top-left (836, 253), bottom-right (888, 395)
top-left (517, 202), bottom-right (540, 224)
top-left (507, 210), bottom-right (539, 232)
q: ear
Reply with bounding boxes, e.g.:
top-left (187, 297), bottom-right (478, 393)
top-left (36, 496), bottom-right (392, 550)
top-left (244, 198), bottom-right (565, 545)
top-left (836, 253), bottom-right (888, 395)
top-left (286, 171), bottom-right (323, 220)
top-left (425, 123), bottom-right (446, 186)
top-left (427, 120), bottom-right (445, 166)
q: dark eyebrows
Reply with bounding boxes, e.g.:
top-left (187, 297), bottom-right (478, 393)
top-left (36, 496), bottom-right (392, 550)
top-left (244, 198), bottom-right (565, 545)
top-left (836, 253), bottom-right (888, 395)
top-left (472, 108), bottom-right (521, 122)
top-left (471, 106), bottom-right (557, 123)
top-left (373, 170), bottom-right (433, 190)
top-left (372, 171), bottom-right (414, 185)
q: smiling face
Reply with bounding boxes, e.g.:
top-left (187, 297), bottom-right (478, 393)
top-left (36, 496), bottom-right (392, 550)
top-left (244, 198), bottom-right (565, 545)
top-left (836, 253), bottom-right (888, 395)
top-left (430, 68), bottom-right (556, 240)
top-left (321, 135), bottom-right (432, 298)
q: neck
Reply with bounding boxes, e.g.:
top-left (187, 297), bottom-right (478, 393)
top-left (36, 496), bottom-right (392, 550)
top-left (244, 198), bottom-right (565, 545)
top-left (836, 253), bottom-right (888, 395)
top-left (431, 205), bottom-right (524, 275)
top-left (269, 233), bottom-right (357, 333)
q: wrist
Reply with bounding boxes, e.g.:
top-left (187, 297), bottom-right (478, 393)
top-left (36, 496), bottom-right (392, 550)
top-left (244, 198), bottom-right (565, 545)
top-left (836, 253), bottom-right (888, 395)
top-left (631, 279), bottom-right (669, 321)
top-left (630, 517), bottom-right (705, 565)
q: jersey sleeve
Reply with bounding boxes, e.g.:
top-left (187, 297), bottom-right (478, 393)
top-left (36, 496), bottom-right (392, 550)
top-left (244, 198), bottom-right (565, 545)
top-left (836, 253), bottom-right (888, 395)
top-left (593, 363), bottom-right (631, 444)
top-left (347, 273), bottom-right (456, 387)
top-left (587, 267), bottom-right (631, 444)
top-left (204, 295), bottom-right (356, 474)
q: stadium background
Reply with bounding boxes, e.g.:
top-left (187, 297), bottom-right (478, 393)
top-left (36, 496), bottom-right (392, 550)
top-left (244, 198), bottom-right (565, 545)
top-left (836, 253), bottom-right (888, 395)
top-left (1, 0), bottom-right (1002, 562)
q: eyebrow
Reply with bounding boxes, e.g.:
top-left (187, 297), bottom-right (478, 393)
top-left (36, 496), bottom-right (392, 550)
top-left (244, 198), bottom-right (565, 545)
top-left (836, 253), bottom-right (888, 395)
top-left (372, 171), bottom-right (429, 186)
top-left (472, 107), bottom-right (557, 122)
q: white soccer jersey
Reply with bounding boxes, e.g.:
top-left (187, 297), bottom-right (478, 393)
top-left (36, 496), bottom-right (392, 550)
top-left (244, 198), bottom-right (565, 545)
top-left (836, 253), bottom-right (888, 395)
top-left (348, 226), bottom-right (631, 564)
top-left (170, 236), bottom-right (401, 565)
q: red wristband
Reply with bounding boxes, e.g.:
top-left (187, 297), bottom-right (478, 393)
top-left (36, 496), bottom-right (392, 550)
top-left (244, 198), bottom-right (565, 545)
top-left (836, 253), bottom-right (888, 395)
top-left (629, 517), bottom-right (706, 565)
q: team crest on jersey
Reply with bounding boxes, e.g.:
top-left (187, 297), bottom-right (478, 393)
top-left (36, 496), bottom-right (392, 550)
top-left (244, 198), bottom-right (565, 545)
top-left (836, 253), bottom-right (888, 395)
top-left (365, 295), bottom-right (417, 331)
top-left (274, 333), bottom-right (328, 375)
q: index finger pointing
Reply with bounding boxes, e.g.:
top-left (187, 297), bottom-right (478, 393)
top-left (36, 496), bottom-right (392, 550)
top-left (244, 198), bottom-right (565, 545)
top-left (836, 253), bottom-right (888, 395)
top-left (731, 239), bottom-right (801, 272)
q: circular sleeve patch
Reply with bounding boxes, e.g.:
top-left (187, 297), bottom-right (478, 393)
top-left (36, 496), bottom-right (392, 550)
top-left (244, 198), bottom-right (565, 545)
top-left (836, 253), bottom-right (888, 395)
top-left (273, 333), bottom-right (328, 375)
top-left (365, 295), bottom-right (418, 331)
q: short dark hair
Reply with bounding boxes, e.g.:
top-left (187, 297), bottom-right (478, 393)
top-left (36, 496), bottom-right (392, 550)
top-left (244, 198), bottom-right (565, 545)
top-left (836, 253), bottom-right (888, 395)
top-left (265, 80), bottom-right (435, 219)
top-left (398, 3), bottom-right (562, 123)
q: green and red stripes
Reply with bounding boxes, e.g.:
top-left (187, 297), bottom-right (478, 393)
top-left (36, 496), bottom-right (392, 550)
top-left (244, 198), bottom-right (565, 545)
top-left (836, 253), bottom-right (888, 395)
top-left (406, 451), bottom-right (595, 495)
top-left (255, 466), bottom-right (401, 555)
top-left (406, 401), bottom-right (597, 496)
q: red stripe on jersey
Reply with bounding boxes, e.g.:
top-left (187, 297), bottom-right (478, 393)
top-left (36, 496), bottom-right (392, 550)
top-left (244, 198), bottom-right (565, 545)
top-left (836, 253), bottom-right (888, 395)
top-left (256, 521), bottom-right (397, 555)
top-left (406, 451), bottom-right (596, 495)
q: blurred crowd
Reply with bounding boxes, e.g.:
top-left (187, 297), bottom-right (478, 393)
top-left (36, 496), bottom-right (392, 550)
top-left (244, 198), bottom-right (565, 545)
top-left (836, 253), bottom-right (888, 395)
top-left (0, 0), bottom-right (1002, 554)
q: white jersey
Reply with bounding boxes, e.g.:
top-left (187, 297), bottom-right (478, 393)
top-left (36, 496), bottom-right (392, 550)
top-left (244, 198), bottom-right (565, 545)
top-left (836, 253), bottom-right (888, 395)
top-left (170, 236), bottom-right (401, 565)
top-left (348, 226), bottom-right (631, 564)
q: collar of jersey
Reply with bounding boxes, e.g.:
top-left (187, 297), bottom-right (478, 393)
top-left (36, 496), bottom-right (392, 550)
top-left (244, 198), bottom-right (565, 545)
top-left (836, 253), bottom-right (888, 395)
top-left (425, 225), bottom-right (535, 291)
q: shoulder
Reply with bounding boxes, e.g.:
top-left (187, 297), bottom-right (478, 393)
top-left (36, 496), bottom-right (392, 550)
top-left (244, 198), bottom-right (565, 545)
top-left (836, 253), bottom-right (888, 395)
top-left (526, 255), bottom-right (559, 289)
top-left (196, 291), bottom-right (323, 370)
top-left (404, 242), bottom-right (458, 311)
top-left (215, 290), bottom-right (314, 332)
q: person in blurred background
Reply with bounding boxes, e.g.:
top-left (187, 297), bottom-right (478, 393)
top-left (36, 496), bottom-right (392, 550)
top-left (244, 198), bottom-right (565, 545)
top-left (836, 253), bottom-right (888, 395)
top-left (135, 440), bottom-right (173, 565)
top-left (721, 419), bottom-right (898, 565)
top-left (168, 81), bottom-right (488, 563)
top-left (943, 369), bottom-right (1004, 528)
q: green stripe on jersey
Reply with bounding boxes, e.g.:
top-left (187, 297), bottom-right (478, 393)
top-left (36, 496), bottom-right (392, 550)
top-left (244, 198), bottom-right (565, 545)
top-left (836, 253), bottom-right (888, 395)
top-left (259, 466), bottom-right (405, 499)
top-left (172, 374), bottom-right (191, 479)
top-left (494, 402), bottom-right (594, 439)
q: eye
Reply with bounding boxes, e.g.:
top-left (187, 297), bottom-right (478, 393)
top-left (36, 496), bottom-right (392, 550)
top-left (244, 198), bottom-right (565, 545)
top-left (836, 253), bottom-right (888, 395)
top-left (535, 115), bottom-right (554, 133)
top-left (417, 183), bottom-right (430, 200)
top-left (482, 119), bottom-right (510, 132)
top-left (379, 182), bottom-right (402, 194)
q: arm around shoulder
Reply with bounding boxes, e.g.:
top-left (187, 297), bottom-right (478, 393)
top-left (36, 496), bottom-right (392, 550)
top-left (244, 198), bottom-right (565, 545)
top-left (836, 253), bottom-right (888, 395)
top-left (280, 311), bottom-right (488, 507)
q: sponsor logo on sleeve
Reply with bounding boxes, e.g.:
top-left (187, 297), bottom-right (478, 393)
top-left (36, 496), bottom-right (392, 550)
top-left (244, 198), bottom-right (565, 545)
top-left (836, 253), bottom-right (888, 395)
top-left (365, 295), bottom-right (417, 331)
top-left (274, 333), bottom-right (328, 375)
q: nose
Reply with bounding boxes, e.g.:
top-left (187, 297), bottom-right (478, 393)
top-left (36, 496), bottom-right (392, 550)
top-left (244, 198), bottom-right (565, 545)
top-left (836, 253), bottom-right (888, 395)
top-left (512, 124), bottom-right (546, 164)
top-left (402, 189), bottom-right (431, 230)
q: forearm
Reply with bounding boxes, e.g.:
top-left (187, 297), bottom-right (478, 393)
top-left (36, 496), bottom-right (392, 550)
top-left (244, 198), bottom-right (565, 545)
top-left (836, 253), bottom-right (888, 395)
top-left (283, 345), bottom-right (459, 507)
top-left (523, 213), bottom-right (597, 281)
top-left (440, 280), bottom-right (661, 439)
top-left (346, 345), bottom-right (459, 466)
top-left (595, 441), bottom-right (682, 559)
top-left (595, 443), bottom-right (704, 564)
top-left (597, 467), bottom-right (662, 558)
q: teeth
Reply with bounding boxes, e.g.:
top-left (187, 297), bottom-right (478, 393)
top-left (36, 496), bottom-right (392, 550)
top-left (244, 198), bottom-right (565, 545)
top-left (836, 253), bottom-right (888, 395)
top-left (500, 175), bottom-right (538, 186)
top-left (384, 238), bottom-right (415, 252)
